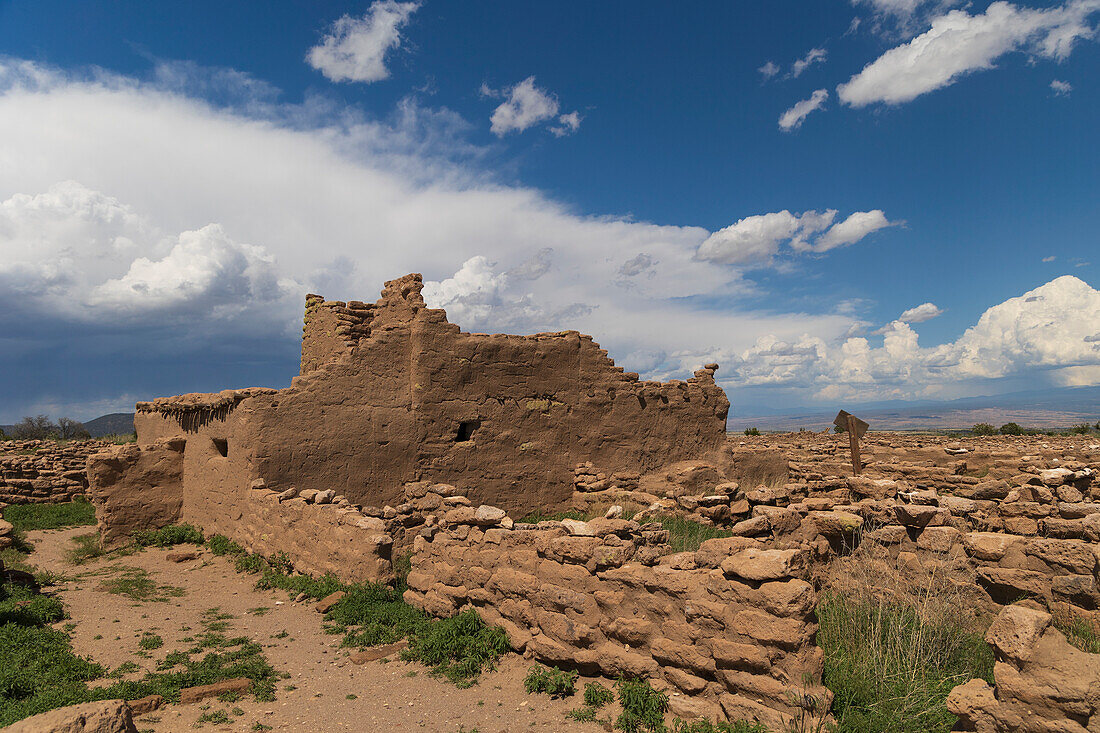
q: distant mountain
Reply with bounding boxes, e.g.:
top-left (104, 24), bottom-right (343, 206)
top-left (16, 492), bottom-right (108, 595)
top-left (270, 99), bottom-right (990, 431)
top-left (83, 413), bottom-right (135, 437)
top-left (727, 385), bottom-right (1100, 432)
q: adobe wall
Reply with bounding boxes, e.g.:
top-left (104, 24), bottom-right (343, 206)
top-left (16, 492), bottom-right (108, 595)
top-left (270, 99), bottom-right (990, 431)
top-left (126, 273), bottom-right (729, 519)
top-left (0, 439), bottom-right (110, 505)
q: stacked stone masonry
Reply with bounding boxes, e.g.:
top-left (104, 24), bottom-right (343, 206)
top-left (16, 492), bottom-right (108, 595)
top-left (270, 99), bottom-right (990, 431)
top-left (402, 483), bottom-right (828, 730)
top-left (0, 439), bottom-right (110, 505)
top-left (948, 603), bottom-right (1100, 732)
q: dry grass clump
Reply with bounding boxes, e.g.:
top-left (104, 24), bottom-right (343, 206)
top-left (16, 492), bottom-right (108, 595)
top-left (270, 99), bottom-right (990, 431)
top-left (816, 539), bottom-right (994, 732)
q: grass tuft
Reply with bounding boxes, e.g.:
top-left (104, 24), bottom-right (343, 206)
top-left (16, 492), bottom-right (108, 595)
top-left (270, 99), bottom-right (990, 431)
top-left (658, 516), bottom-right (733, 553)
top-left (614, 677), bottom-right (669, 733)
top-left (817, 591), bottom-right (993, 732)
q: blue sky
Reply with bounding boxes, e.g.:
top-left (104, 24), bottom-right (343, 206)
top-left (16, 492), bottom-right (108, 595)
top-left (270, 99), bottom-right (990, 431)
top-left (0, 0), bottom-right (1098, 422)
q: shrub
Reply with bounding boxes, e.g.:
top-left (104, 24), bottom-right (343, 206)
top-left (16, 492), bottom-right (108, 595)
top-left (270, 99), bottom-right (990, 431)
top-left (1071, 423), bottom-right (1092, 434)
top-left (999, 422), bottom-right (1023, 435)
top-left (743, 427), bottom-right (761, 436)
top-left (234, 554), bottom-right (267, 575)
top-left (402, 609), bottom-right (509, 688)
top-left (329, 584), bottom-right (426, 648)
top-left (971, 423), bottom-right (996, 436)
top-left (615, 677), bottom-right (669, 733)
top-left (132, 524), bottom-right (204, 547)
top-left (138, 633), bottom-right (163, 650)
top-left (66, 534), bottom-right (106, 565)
top-left (523, 664), bottom-right (577, 698)
top-left (10, 415), bottom-right (59, 440)
top-left (56, 418), bottom-right (90, 440)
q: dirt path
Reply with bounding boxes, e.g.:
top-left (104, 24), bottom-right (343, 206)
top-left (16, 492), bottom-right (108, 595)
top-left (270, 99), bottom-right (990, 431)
top-left (26, 527), bottom-right (608, 733)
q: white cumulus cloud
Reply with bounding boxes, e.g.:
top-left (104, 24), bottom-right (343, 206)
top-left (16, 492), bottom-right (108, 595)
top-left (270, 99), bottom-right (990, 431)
top-left (696, 209), bottom-right (896, 266)
top-left (307, 1), bottom-right (420, 83)
top-left (779, 89), bottom-right (828, 130)
top-left (489, 77), bottom-right (561, 136)
top-left (898, 302), bottom-right (944, 322)
top-left (1051, 78), bottom-right (1074, 94)
top-left (838, 0), bottom-right (1100, 107)
top-left (791, 47), bottom-right (828, 77)
top-left (814, 210), bottom-right (896, 251)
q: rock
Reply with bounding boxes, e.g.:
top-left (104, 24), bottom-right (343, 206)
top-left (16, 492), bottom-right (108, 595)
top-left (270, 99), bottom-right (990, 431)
top-left (298, 489), bottom-right (319, 503)
top-left (894, 503), bottom-right (946, 528)
top-left (314, 489), bottom-right (336, 504)
top-left (984, 604), bottom-right (1051, 662)
top-left (729, 515), bottom-right (770, 537)
top-left (916, 526), bottom-right (961, 553)
top-left (694, 536), bottom-right (758, 568)
top-left (4, 700), bottom-right (138, 733)
top-left (807, 510), bottom-right (863, 537)
top-left (275, 487), bottom-right (298, 502)
top-left (721, 548), bottom-right (805, 581)
top-left (315, 591), bottom-right (346, 613)
top-left (560, 518), bottom-right (595, 536)
top-left (350, 640), bottom-right (408, 664)
top-left (443, 506), bottom-right (476, 525)
top-left (179, 677), bottom-right (251, 704)
top-left (127, 694), bottom-right (164, 715)
top-left (249, 478), bottom-right (267, 491)
top-left (1040, 467), bottom-right (1074, 486)
top-left (946, 678), bottom-right (998, 728)
top-left (474, 505), bottom-right (507, 525)
top-left (847, 476), bottom-right (897, 500)
top-left (165, 550), bottom-right (200, 563)
top-left (354, 516), bottom-right (386, 531)
top-left (605, 505), bottom-right (624, 519)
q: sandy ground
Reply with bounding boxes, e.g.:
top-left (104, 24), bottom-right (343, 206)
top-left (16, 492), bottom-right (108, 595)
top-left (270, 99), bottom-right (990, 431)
top-left (25, 527), bottom-right (612, 733)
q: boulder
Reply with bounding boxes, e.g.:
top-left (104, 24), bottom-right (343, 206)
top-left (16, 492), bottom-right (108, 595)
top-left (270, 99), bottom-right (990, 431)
top-left (4, 700), bottom-right (138, 733)
top-left (721, 548), bottom-right (805, 581)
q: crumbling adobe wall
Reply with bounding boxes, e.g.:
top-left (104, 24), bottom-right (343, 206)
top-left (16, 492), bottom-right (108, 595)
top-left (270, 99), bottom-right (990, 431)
top-left (125, 273), bottom-right (729, 520)
top-left (250, 273), bottom-right (730, 517)
top-left (402, 487), bottom-right (827, 730)
top-left (948, 603), bottom-right (1100, 732)
top-left (0, 439), bottom-right (110, 504)
top-left (86, 438), bottom-right (185, 549)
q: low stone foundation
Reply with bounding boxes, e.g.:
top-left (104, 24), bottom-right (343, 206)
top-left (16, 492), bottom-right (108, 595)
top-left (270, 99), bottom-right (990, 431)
top-left (402, 494), bottom-right (828, 729)
top-left (948, 603), bottom-right (1100, 732)
top-left (0, 439), bottom-right (110, 505)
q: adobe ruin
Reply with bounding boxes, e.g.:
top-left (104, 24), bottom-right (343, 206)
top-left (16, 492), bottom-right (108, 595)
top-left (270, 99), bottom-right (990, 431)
top-left (90, 272), bottom-right (729, 568)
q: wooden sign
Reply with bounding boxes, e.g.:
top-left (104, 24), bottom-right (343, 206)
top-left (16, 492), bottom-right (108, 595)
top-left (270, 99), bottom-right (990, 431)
top-left (834, 410), bottom-right (869, 475)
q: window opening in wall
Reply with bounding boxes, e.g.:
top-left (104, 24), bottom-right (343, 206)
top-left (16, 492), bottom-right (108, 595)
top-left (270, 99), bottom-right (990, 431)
top-left (455, 420), bottom-right (480, 442)
top-left (212, 438), bottom-right (228, 457)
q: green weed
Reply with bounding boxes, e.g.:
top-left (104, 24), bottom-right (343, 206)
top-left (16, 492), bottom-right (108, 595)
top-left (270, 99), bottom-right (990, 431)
top-left (523, 664), bottom-right (577, 698)
top-left (132, 524), bottom-right (204, 548)
top-left (615, 677), bottom-right (669, 733)
top-left (96, 567), bottom-right (186, 603)
top-left (402, 609), bottom-right (508, 688)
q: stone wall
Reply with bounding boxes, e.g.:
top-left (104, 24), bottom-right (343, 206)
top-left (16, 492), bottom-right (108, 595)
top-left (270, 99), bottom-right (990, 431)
top-left (0, 439), bottom-right (110, 505)
top-left (948, 603), bottom-right (1100, 732)
top-left (401, 483), bottom-right (828, 730)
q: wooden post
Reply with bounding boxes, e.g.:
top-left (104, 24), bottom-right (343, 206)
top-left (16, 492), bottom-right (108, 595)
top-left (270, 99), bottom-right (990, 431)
top-left (834, 410), bottom-right (869, 476)
top-left (848, 417), bottom-right (861, 475)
